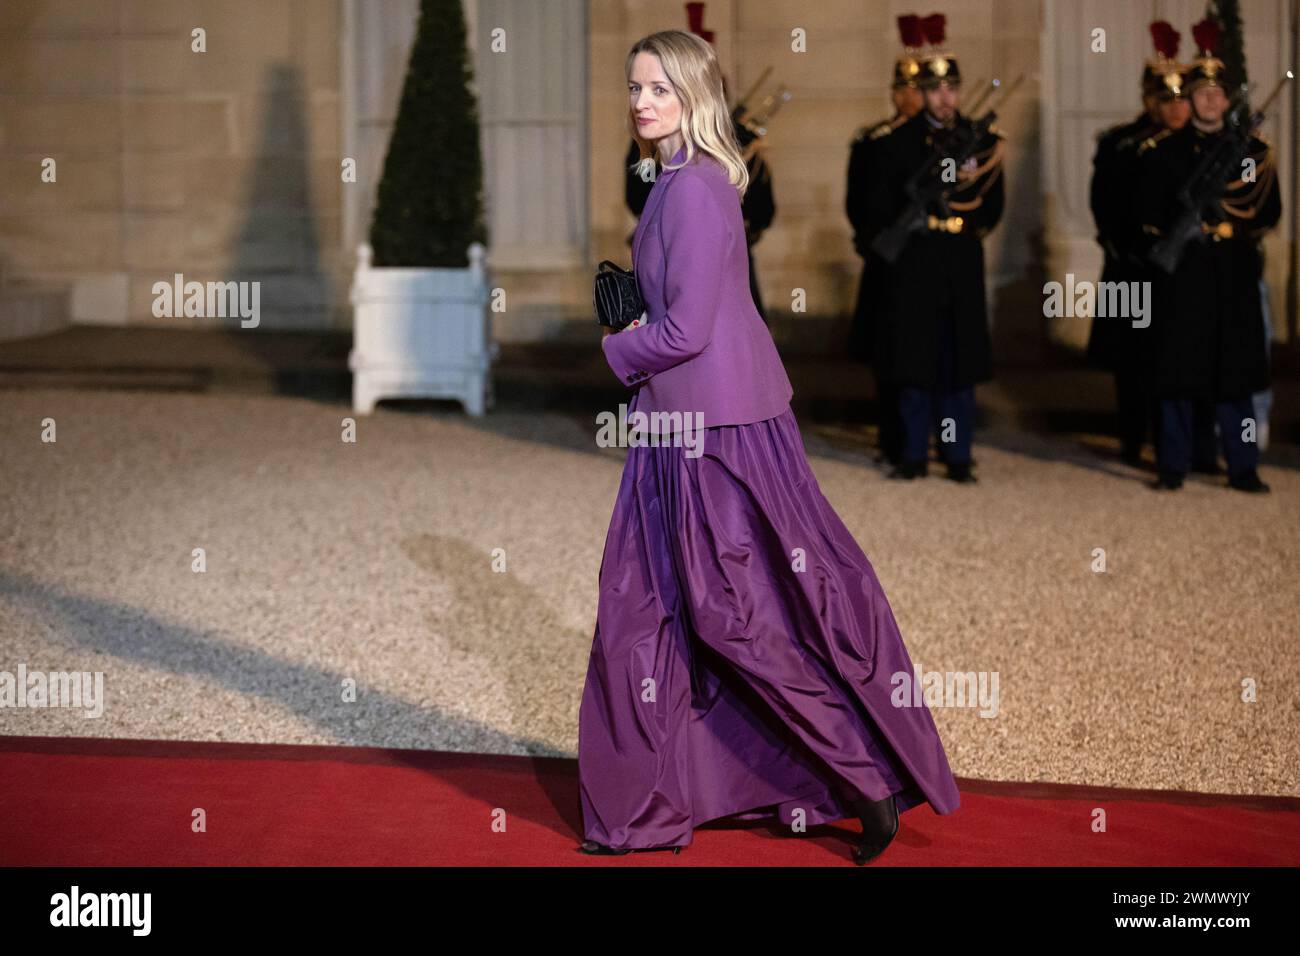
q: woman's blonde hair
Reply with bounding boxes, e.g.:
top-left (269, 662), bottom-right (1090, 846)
top-left (626, 30), bottom-right (749, 197)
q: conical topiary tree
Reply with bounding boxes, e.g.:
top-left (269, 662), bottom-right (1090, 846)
top-left (369, 0), bottom-right (487, 268)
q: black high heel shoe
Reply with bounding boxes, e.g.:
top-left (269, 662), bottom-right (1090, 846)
top-left (850, 793), bottom-right (899, 865)
top-left (578, 840), bottom-right (682, 855)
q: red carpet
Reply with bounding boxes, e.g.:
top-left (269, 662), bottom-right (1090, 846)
top-left (2, 735), bottom-right (1297, 866)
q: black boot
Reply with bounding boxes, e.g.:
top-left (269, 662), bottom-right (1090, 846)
top-left (887, 458), bottom-right (928, 480)
top-left (850, 793), bottom-right (899, 865)
top-left (945, 460), bottom-right (977, 483)
top-left (1151, 470), bottom-right (1184, 490)
top-left (1227, 469), bottom-right (1270, 493)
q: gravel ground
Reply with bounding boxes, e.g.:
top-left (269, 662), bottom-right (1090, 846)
top-left (1, 387), bottom-right (1297, 798)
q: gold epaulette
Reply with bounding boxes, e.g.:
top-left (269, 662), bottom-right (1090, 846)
top-left (868, 119), bottom-right (898, 140)
top-left (1137, 127), bottom-right (1174, 156)
top-left (852, 118), bottom-right (890, 142)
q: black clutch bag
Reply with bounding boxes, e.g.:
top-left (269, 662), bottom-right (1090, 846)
top-left (593, 260), bottom-right (644, 332)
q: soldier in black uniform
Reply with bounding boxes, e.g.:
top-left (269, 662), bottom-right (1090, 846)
top-left (865, 14), bottom-right (1006, 482)
top-left (624, 89), bottom-right (776, 322)
top-left (846, 14), bottom-right (925, 466)
top-left (1087, 21), bottom-right (1189, 467)
top-left (1136, 19), bottom-right (1280, 493)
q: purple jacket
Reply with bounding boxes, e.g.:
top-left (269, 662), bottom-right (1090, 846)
top-left (602, 144), bottom-right (793, 428)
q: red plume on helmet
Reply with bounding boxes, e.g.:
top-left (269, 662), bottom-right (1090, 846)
top-left (1148, 20), bottom-right (1180, 59)
top-left (1191, 18), bottom-right (1220, 56)
top-left (897, 14), bottom-right (924, 50)
top-left (920, 13), bottom-right (946, 46)
top-left (685, 2), bottom-right (715, 45)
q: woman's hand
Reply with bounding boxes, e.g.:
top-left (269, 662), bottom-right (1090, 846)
top-left (603, 313), bottom-right (645, 339)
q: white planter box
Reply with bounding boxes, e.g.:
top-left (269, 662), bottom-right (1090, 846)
top-left (348, 242), bottom-right (498, 415)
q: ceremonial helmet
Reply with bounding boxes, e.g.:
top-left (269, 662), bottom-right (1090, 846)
top-left (893, 14), bottom-right (924, 89)
top-left (916, 13), bottom-right (960, 89)
top-left (1185, 18), bottom-right (1230, 93)
top-left (1142, 20), bottom-right (1186, 100)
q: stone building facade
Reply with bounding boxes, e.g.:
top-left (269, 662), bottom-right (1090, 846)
top-left (1, 0), bottom-right (1294, 349)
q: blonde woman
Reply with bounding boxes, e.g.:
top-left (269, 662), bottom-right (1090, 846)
top-left (577, 29), bottom-right (960, 864)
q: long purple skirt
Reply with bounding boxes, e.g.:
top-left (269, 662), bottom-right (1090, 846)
top-left (577, 402), bottom-right (961, 850)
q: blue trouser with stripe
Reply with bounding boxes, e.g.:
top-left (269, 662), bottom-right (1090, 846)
top-left (1157, 396), bottom-right (1258, 478)
top-left (896, 313), bottom-right (973, 466)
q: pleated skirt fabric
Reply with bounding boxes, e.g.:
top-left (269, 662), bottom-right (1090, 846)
top-left (577, 401), bottom-right (961, 850)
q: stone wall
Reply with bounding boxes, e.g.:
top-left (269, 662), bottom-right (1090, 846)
top-left (0, 0), bottom-right (347, 330)
top-left (3, 0), bottom-right (1294, 350)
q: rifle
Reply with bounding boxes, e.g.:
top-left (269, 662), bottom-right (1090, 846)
top-left (1147, 72), bottom-right (1292, 274)
top-left (732, 66), bottom-right (792, 156)
top-left (869, 76), bottom-right (1022, 264)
